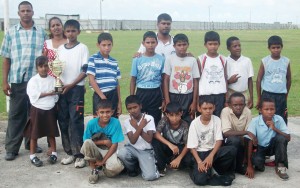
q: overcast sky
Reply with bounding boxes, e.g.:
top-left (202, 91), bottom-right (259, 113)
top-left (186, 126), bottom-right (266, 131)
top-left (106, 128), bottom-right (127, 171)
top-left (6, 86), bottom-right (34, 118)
top-left (1, 0), bottom-right (299, 24)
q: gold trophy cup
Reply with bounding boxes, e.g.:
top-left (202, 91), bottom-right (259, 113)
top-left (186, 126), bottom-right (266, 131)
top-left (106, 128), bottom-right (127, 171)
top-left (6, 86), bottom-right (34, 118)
top-left (48, 52), bottom-right (64, 93)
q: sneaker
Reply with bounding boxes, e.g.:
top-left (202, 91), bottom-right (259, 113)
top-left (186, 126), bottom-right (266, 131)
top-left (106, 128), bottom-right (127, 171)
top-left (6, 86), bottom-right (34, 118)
top-left (31, 156), bottom-right (43, 167)
top-left (5, 152), bottom-right (18, 161)
top-left (89, 169), bottom-right (99, 184)
top-left (159, 167), bottom-right (167, 177)
top-left (61, 155), bottom-right (74, 165)
top-left (275, 166), bottom-right (289, 181)
top-left (74, 158), bottom-right (86, 168)
top-left (48, 155), bottom-right (57, 164)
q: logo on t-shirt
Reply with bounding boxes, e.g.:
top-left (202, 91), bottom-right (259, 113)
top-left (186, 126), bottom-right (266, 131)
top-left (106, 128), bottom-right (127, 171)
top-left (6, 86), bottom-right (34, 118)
top-left (205, 65), bottom-right (223, 84)
top-left (172, 68), bottom-right (193, 94)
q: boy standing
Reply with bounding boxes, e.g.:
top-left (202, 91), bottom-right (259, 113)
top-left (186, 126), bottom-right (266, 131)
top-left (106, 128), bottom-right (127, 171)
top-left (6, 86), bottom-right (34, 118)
top-left (57, 19), bottom-right (89, 168)
top-left (256, 35), bottom-right (291, 124)
top-left (163, 34), bottom-right (200, 124)
top-left (118, 95), bottom-right (159, 181)
top-left (226, 36), bottom-right (254, 109)
top-left (198, 31), bottom-right (227, 117)
top-left (130, 31), bottom-right (165, 126)
top-left (87, 32), bottom-right (122, 118)
top-left (245, 98), bottom-right (290, 180)
top-left (80, 99), bottom-right (124, 184)
top-left (152, 102), bottom-right (192, 176)
top-left (188, 97), bottom-right (236, 186)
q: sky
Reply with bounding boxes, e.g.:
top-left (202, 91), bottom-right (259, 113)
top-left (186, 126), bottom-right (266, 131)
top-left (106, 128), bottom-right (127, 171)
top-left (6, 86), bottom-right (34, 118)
top-left (1, 0), bottom-right (300, 24)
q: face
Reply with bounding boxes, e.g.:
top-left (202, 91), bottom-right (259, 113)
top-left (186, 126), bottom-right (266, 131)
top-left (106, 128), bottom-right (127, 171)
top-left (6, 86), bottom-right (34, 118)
top-left (198, 102), bottom-right (215, 119)
top-left (229, 97), bottom-right (245, 117)
top-left (49, 19), bottom-right (63, 37)
top-left (157, 20), bottom-right (171, 35)
top-left (64, 26), bottom-right (80, 43)
top-left (228, 40), bottom-right (241, 58)
top-left (205, 41), bottom-right (220, 55)
top-left (37, 63), bottom-right (49, 78)
top-left (142, 37), bottom-right (158, 54)
top-left (126, 103), bottom-right (142, 119)
top-left (97, 108), bottom-right (113, 124)
top-left (97, 40), bottom-right (112, 58)
top-left (174, 41), bottom-right (189, 57)
top-left (259, 102), bottom-right (276, 121)
top-left (18, 4), bottom-right (34, 23)
top-left (269, 44), bottom-right (282, 59)
top-left (166, 112), bottom-right (182, 126)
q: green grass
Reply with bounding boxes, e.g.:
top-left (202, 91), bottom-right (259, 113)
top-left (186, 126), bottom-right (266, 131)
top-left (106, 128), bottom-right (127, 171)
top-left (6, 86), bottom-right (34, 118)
top-left (1, 30), bottom-right (300, 119)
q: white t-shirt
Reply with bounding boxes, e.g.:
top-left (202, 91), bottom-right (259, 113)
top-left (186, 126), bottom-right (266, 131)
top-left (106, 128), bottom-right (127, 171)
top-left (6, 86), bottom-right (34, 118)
top-left (164, 54), bottom-right (200, 94)
top-left (226, 55), bottom-right (254, 92)
top-left (187, 115), bottom-right (223, 152)
top-left (124, 114), bottom-right (156, 150)
top-left (27, 74), bottom-right (58, 110)
top-left (198, 54), bottom-right (227, 95)
top-left (58, 43), bottom-right (89, 86)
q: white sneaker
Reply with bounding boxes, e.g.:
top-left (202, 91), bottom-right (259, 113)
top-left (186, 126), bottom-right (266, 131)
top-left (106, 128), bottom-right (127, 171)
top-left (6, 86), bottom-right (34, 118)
top-left (61, 155), bottom-right (74, 165)
top-left (74, 158), bottom-right (86, 168)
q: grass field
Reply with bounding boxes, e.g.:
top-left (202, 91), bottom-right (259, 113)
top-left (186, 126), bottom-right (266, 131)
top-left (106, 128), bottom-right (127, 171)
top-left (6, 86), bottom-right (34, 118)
top-left (0, 29), bottom-right (300, 119)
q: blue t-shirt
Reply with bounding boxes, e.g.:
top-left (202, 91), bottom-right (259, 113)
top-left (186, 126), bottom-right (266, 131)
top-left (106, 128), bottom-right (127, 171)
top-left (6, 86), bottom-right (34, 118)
top-left (131, 54), bottom-right (165, 89)
top-left (261, 55), bottom-right (289, 94)
top-left (244, 114), bottom-right (289, 147)
top-left (83, 117), bottom-right (124, 144)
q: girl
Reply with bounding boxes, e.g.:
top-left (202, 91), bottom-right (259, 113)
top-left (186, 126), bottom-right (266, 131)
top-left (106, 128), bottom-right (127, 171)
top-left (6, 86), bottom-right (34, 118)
top-left (24, 56), bottom-right (60, 167)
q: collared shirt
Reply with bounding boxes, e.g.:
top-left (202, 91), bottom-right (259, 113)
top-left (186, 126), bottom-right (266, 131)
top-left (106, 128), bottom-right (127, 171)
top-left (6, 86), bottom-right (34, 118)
top-left (221, 106), bottom-right (252, 133)
top-left (245, 115), bottom-right (289, 147)
top-left (87, 52), bottom-right (121, 92)
top-left (0, 22), bottom-right (47, 83)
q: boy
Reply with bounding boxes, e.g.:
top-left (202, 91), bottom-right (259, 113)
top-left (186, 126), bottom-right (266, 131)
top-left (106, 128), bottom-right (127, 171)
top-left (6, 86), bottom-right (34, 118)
top-left (152, 102), bottom-right (192, 176)
top-left (220, 92), bottom-right (254, 175)
top-left (245, 98), bottom-right (290, 180)
top-left (57, 19), bottom-right (89, 168)
top-left (226, 36), bottom-right (254, 109)
top-left (80, 99), bottom-right (124, 184)
top-left (163, 33), bottom-right (200, 124)
top-left (198, 31), bottom-right (227, 117)
top-left (87, 32), bottom-right (122, 118)
top-left (188, 97), bottom-right (236, 186)
top-left (118, 95), bottom-right (159, 181)
top-left (256, 35), bottom-right (291, 124)
top-left (130, 31), bottom-right (165, 126)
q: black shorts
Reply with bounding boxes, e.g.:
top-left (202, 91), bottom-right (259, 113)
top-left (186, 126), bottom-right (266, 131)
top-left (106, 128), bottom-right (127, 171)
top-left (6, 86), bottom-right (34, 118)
top-left (93, 89), bottom-right (119, 118)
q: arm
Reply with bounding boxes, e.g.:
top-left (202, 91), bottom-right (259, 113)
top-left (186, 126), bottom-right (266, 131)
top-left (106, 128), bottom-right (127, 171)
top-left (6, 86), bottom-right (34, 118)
top-left (189, 78), bottom-right (199, 118)
top-left (286, 64), bottom-right (291, 98)
top-left (190, 148), bottom-right (206, 172)
top-left (203, 140), bottom-right (222, 169)
top-left (62, 72), bottom-right (86, 94)
top-left (127, 114), bottom-right (152, 144)
top-left (116, 83), bottom-right (122, 117)
top-left (2, 58), bottom-right (11, 96)
top-left (88, 74), bottom-right (106, 99)
top-left (245, 139), bottom-right (255, 179)
top-left (130, 76), bottom-right (136, 95)
top-left (266, 120), bottom-right (291, 141)
top-left (163, 74), bottom-right (170, 105)
top-left (224, 63), bottom-right (229, 106)
top-left (95, 143), bottom-right (118, 166)
top-left (247, 77), bottom-right (254, 109)
top-left (255, 63), bottom-right (264, 109)
top-left (170, 145), bottom-right (189, 168)
top-left (39, 91), bottom-right (56, 98)
top-left (154, 131), bottom-right (179, 154)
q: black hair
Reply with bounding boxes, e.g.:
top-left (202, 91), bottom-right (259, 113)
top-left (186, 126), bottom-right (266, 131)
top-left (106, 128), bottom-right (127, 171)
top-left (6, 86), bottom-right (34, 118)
top-left (125, 95), bottom-right (141, 107)
top-left (198, 96), bottom-right (215, 107)
top-left (268, 35), bottom-right (283, 48)
top-left (48, 17), bottom-right (66, 39)
top-left (228, 92), bottom-right (245, 104)
top-left (173, 33), bottom-right (189, 45)
top-left (96, 99), bottom-right (113, 110)
top-left (204, 31), bottom-right (220, 44)
top-left (64, 19), bottom-right (80, 30)
top-left (226, 36), bottom-right (239, 48)
top-left (97, 32), bottom-right (113, 44)
top-left (258, 97), bottom-right (275, 109)
top-left (157, 13), bottom-right (172, 23)
top-left (143, 31), bottom-right (157, 42)
top-left (18, 1), bottom-right (33, 9)
top-left (165, 102), bottom-right (182, 113)
top-left (35, 56), bottom-right (48, 68)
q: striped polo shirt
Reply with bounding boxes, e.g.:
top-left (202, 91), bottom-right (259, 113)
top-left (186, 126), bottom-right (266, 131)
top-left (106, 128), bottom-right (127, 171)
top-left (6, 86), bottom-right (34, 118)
top-left (87, 52), bottom-right (121, 92)
top-left (0, 22), bottom-right (47, 83)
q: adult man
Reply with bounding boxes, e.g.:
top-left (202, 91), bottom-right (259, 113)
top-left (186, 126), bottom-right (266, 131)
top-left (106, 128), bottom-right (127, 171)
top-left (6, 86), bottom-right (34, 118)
top-left (1, 1), bottom-right (47, 160)
top-left (137, 13), bottom-right (175, 57)
top-left (220, 92), bottom-right (255, 174)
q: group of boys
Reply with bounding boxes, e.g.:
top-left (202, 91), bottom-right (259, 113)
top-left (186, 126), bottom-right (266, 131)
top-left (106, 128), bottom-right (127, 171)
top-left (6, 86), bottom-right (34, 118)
top-left (1, 3), bottom-right (291, 185)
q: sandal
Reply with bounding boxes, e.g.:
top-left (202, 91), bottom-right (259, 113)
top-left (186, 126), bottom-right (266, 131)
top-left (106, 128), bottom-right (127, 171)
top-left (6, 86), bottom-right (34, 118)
top-left (48, 154), bottom-right (57, 164)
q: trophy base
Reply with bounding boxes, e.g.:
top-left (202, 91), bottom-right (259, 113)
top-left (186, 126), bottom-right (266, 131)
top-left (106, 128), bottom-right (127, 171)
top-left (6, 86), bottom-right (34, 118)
top-left (55, 86), bottom-right (63, 94)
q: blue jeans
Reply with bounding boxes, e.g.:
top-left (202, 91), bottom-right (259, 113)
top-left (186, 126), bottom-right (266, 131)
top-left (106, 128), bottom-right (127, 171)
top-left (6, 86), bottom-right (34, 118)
top-left (118, 144), bottom-right (159, 181)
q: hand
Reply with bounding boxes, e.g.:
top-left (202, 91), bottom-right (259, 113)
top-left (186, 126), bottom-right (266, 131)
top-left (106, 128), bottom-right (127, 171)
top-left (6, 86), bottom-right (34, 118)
top-left (247, 131), bottom-right (258, 146)
top-left (116, 102), bottom-right (122, 117)
top-left (168, 143), bottom-right (179, 155)
top-left (104, 139), bottom-right (112, 148)
top-left (2, 81), bottom-right (11, 96)
top-left (139, 113), bottom-right (151, 129)
top-left (95, 159), bottom-right (105, 167)
top-left (228, 74), bottom-right (241, 84)
top-left (133, 52), bottom-right (142, 58)
top-left (61, 84), bottom-right (74, 95)
top-left (161, 100), bottom-right (166, 112)
top-left (247, 99), bottom-right (253, 109)
top-left (203, 155), bottom-right (213, 170)
top-left (163, 100), bottom-right (170, 112)
top-left (189, 102), bottom-right (196, 119)
top-left (265, 120), bottom-right (275, 130)
top-left (169, 157), bottom-right (181, 169)
top-left (255, 100), bottom-right (260, 110)
top-left (197, 161), bottom-right (207, 173)
top-left (129, 115), bottom-right (138, 130)
top-left (245, 165), bottom-right (255, 179)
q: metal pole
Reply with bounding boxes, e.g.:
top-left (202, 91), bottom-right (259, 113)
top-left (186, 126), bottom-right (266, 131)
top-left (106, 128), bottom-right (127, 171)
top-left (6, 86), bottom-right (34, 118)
top-left (208, 5), bottom-right (212, 30)
top-left (100, 0), bottom-right (103, 30)
top-left (3, 0), bottom-right (10, 113)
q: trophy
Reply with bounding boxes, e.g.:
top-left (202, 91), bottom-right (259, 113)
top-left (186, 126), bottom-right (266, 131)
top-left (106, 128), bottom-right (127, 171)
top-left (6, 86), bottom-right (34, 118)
top-left (48, 51), bottom-right (64, 93)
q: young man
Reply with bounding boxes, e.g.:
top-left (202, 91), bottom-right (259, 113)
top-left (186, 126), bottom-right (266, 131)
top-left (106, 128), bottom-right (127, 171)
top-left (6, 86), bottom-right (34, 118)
top-left (118, 95), bottom-right (159, 181)
top-left (80, 99), bottom-right (124, 184)
top-left (188, 97), bottom-right (236, 186)
top-left (245, 98), bottom-right (290, 180)
top-left (1, 1), bottom-right (47, 160)
top-left (152, 102), bottom-right (192, 176)
top-left (220, 92), bottom-right (254, 175)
